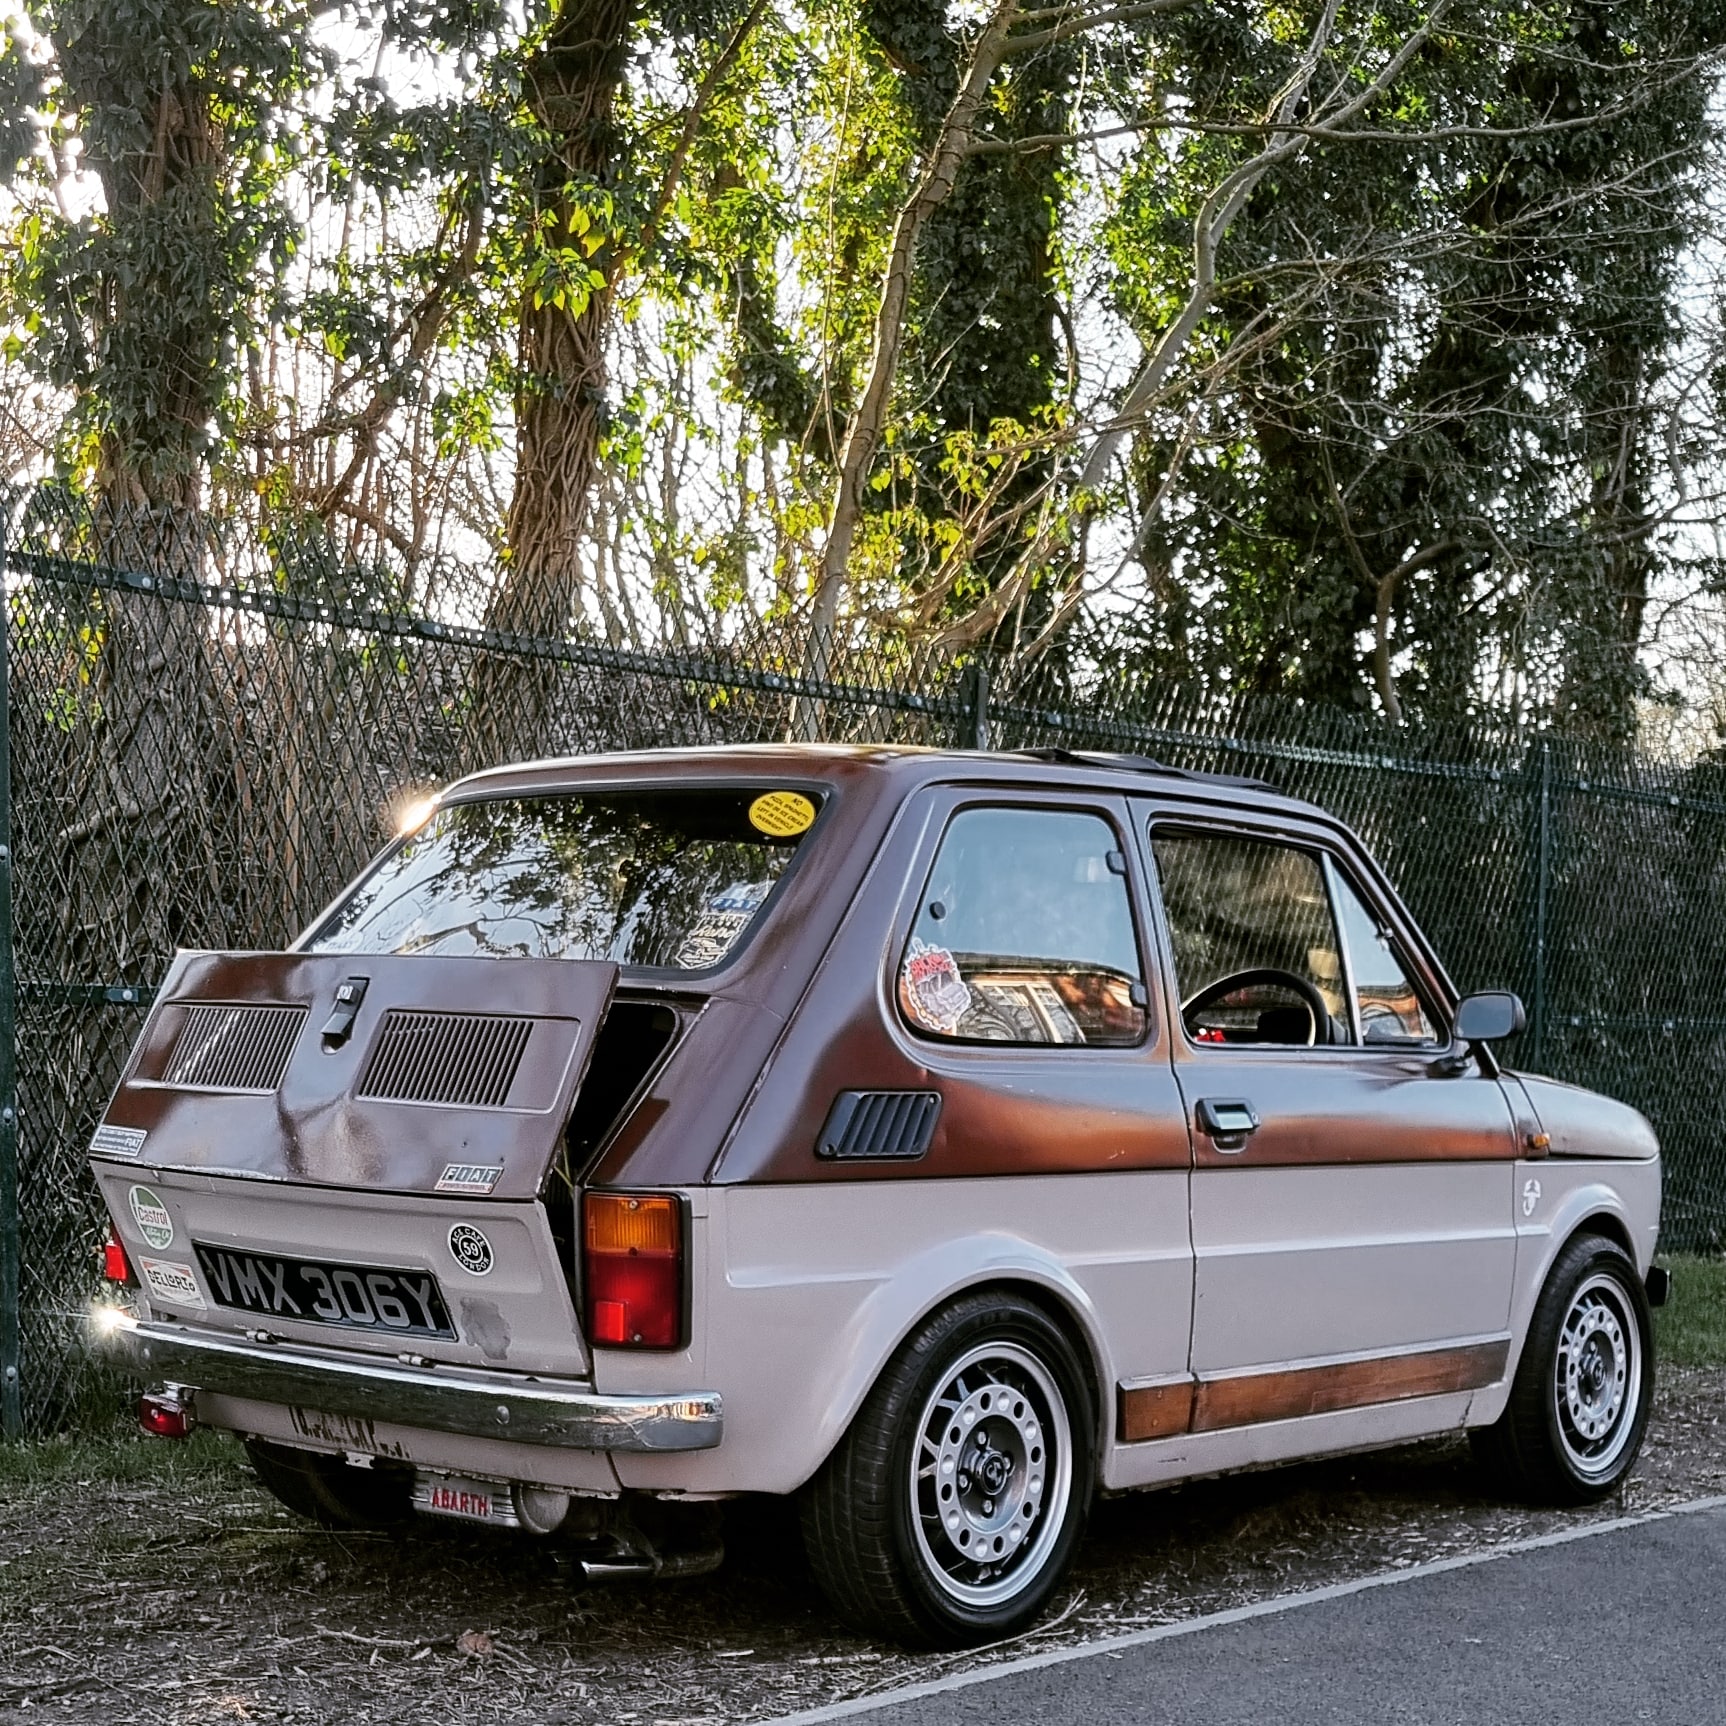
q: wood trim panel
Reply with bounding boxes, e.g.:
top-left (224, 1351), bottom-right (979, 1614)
top-left (1117, 1378), bottom-right (1196, 1443)
top-left (1191, 1339), bottom-right (1510, 1433)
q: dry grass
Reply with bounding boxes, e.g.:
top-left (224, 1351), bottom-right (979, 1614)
top-left (4, 1362), bottom-right (1724, 1724)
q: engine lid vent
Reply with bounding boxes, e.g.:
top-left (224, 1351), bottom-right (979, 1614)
top-left (816, 1090), bottom-right (941, 1162)
top-left (164, 1004), bottom-right (307, 1093)
top-left (357, 1010), bottom-right (534, 1109)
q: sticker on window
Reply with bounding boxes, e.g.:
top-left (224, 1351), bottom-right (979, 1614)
top-left (674, 880), bottom-right (775, 969)
top-left (748, 792), bottom-right (816, 837)
top-left (902, 939), bottom-right (973, 1036)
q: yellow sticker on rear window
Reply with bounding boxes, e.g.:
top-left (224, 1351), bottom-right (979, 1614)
top-left (748, 791), bottom-right (816, 837)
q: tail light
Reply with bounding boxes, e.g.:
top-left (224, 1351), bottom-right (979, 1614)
top-left (138, 1389), bottom-right (195, 1439)
top-left (101, 1226), bottom-right (136, 1287)
top-left (582, 1193), bottom-right (684, 1349)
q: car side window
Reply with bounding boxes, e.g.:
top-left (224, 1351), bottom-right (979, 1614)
top-left (1151, 827), bottom-right (1348, 1047)
top-left (899, 807), bottom-right (1147, 1047)
top-left (1329, 868), bottom-right (1441, 1045)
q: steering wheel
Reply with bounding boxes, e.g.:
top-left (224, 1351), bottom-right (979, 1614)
top-left (1182, 967), bottom-right (1333, 1047)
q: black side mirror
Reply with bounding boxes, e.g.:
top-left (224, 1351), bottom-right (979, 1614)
top-left (1454, 991), bottom-right (1526, 1044)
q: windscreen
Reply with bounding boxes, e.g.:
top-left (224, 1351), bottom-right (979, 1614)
top-left (305, 788), bottom-right (821, 970)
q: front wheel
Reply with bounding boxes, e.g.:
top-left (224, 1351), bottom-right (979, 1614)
top-left (800, 1290), bottom-right (1095, 1647)
top-left (1472, 1233), bottom-right (1654, 1504)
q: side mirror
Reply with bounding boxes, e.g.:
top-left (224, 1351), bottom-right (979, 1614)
top-left (1454, 990), bottom-right (1526, 1044)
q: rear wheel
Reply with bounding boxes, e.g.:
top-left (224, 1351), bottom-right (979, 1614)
top-left (799, 1290), bottom-right (1094, 1647)
top-left (245, 1438), bottom-right (412, 1529)
top-left (1472, 1233), bottom-right (1653, 1504)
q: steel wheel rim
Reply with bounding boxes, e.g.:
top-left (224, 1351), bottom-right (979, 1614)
top-left (1553, 1271), bottom-right (1641, 1478)
top-left (909, 1340), bottom-right (1073, 1610)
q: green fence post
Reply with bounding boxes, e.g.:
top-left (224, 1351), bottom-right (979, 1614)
top-left (965, 658), bottom-right (990, 750)
top-left (1531, 736), bottom-right (1552, 1071)
top-left (0, 509), bottom-right (19, 1436)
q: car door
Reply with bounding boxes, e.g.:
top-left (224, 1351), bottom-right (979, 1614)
top-left (889, 793), bottom-right (1197, 1434)
top-left (1138, 804), bottom-right (1519, 1434)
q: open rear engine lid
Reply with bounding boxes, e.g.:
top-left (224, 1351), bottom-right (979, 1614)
top-left (91, 950), bottom-right (618, 1201)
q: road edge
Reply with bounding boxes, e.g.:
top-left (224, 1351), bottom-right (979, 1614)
top-left (757, 1491), bottom-right (1726, 1725)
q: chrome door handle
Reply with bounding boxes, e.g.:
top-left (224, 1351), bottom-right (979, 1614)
top-left (1196, 1097), bottom-right (1260, 1153)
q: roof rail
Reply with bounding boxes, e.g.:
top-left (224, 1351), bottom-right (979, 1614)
top-left (1011, 747), bottom-right (1277, 795)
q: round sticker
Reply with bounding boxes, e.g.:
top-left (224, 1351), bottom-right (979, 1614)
top-left (128, 1184), bottom-right (174, 1252)
top-left (902, 939), bottom-right (973, 1036)
top-left (448, 1224), bottom-right (494, 1277)
top-left (748, 791), bottom-right (816, 838)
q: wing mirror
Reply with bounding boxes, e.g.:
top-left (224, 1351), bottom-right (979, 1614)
top-left (1454, 991), bottom-right (1526, 1043)
top-left (1438, 990), bottom-right (1526, 1076)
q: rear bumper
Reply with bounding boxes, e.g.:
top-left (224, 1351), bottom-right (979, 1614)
top-left (97, 1312), bottom-right (722, 1452)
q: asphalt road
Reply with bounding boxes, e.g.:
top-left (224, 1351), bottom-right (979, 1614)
top-left (773, 1499), bottom-right (1726, 1726)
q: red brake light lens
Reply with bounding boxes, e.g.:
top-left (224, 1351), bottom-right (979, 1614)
top-left (101, 1227), bottom-right (135, 1287)
top-left (583, 1193), bottom-right (683, 1349)
top-left (138, 1392), bottom-right (194, 1439)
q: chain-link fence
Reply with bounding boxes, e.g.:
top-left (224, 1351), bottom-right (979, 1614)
top-left (3, 487), bottom-right (1724, 1435)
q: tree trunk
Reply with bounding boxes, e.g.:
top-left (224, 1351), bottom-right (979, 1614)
top-left (51, 33), bottom-right (238, 978)
top-left (466, 0), bottom-right (633, 770)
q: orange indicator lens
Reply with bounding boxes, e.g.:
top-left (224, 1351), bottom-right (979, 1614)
top-left (585, 1193), bottom-right (679, 1256)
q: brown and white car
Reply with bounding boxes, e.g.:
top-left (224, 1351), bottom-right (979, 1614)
top-left (90, 745), bottom-right (1665, 1646)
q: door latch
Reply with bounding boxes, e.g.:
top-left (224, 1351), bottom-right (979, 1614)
top-left (1196, 1096), bottom-right (1260, 1153)
top-left (320, 976), bottom-right (369, 1050)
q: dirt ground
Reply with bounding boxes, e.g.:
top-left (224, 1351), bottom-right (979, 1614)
top-left (3, 1367), bottom-right (1722, 1725)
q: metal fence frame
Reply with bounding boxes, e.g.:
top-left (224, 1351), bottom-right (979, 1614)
top-left (3, 504), bottom-right (1724, 1436)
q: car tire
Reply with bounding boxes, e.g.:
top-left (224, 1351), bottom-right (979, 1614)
top-left (1471, 1232), bottom-right (1654, 1504)
top-left (244, 1437), bottom-right (412, 1529)
top-left (799, 1289), bottom-right (1095, 1648)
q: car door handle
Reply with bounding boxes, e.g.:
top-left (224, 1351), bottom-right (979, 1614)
top-left (1196, 1097), bottom-right (1260, 1152)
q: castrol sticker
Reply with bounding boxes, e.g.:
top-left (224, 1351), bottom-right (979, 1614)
top-left (128, 1184), bottom-right (174, 1251)
top-left (902, 939), bottom-right (972, 1035)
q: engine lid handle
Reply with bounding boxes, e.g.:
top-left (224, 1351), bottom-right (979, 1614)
top-left (320, 976), bottom-right (370, 1049)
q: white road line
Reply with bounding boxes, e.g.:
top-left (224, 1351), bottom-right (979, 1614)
top-left (758, 1492), bottom-right (1726, 1725)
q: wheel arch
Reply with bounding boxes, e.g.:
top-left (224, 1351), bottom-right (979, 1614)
top-left (799, 1252), bottom-right (1116, 1492)
top-left (1568, 1208), bottom-right (1635, 1261)
top-left (1498, 1179), bottom-right (1650, 1397)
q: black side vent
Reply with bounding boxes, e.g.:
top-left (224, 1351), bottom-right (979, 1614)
top-left (816, 1091), bottom-right (941, 1162)
top-left (164, 1004), bottom-right (306, 1093)
top-left (356, 1010), bottom-right (533, 1109)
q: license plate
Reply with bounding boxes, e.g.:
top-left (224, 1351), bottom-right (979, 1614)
top-left (193, 1243), bottom-right (455, 1339)
top-left (414, 1472), bottom-right (520, 1526)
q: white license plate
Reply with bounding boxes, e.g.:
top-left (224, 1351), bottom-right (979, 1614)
top-left (413, 1472), bottom-right (520, 1527)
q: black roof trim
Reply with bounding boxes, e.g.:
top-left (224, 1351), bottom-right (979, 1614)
top-left (1010, 747), bottom-right (1278, 795)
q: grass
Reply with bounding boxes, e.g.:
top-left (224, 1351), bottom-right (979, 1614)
top-left (1654, 1254), bottom-right (1726, 1368)
top-left (0, 1422), bottom-right (239, 1490)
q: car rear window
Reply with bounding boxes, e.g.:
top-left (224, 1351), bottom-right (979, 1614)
top-left (305, 788), bottom-right (821, 970)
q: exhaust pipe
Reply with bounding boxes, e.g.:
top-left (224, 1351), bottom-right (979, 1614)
top-left (578, 1545), bottom-right (723, 1582)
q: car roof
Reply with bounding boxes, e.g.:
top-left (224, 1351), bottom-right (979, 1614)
top-left (441, 742), bottom-right (1326, 821)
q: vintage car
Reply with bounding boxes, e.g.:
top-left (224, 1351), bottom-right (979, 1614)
top-left (89, 745), bottom-right (1664, 1646)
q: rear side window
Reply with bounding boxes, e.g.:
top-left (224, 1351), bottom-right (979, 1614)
top-left (305, 789), bottom-right (820, 970)
top-left (898, 806), bottom-right (1147, 1047)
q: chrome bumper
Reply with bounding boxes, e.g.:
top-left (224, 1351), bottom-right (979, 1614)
top-left (98, 1312), bottom-right (722, 1452)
